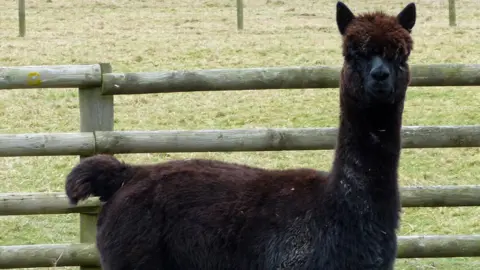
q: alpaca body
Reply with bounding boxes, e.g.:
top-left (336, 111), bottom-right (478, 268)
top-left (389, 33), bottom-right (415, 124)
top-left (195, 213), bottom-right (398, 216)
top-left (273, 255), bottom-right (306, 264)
top-left (93, 158), bottom-right (396, 270)
top-left (65, 2), bottom-right (416, 269)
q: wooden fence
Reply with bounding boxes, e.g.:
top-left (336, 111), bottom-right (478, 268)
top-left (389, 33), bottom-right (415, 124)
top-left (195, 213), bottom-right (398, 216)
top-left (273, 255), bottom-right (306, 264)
top-left (1, 63), bottom-right (480, 268)
top-left (15, 0), bottom-right (459, 37)
top-left (15, 0), bottom-right (245, 37)
top-left (449, 0), bottom-right (456, 26)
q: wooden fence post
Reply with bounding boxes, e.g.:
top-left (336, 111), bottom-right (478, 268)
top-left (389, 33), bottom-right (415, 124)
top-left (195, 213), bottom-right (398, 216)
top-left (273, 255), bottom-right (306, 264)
top-left (448, 0), bottom-right (456, 26)
top-left (78, 63), bottom-right (114, 270)
top-left (18, 0), bottom-right (26, 37)
top-left (237, 0), bottom-right (243, 30)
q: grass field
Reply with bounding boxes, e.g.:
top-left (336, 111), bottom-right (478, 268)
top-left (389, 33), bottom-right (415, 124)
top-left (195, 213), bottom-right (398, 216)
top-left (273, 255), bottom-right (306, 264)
top-left (1, 0), bottom-right (480, 269)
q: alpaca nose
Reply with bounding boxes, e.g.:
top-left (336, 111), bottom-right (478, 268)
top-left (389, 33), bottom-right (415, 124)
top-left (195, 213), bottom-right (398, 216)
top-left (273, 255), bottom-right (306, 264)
top-left (370, 67), bottom-right (390, 81)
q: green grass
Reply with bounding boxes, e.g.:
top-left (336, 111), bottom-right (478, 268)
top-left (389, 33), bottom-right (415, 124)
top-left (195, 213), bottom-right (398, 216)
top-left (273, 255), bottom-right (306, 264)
top-left (1, 0), bottom-right (480, 269)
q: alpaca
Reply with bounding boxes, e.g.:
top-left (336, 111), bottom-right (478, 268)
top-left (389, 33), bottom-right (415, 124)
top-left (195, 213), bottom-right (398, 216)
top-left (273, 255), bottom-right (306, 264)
top-left (65, 2), bottom-right (416, 269)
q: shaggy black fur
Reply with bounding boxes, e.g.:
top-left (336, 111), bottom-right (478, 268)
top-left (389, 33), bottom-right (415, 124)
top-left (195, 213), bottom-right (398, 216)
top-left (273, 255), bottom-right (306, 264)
top-left (65, 2), bottom-right (416, 269)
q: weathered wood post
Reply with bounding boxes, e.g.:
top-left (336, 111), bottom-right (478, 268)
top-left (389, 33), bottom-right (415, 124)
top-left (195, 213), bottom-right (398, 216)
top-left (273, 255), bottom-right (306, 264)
top-left (78, 63), bottom-right (114, 270)
top-left (237, 0), bottom-right (243, 30)
top-left (448, 0), bottom-right (456, 26)
top-left (18, 0), bottom-right (26, 37)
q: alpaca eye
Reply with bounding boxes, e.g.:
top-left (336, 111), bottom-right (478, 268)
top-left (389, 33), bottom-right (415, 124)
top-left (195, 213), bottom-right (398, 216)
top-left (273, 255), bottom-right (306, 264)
top-left (398, 61), bottom-right (407, 71)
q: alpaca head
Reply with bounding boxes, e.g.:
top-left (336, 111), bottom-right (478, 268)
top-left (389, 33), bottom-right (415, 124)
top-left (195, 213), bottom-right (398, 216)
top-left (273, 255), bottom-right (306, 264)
top-left (336, 2), bottom-right (416, 106)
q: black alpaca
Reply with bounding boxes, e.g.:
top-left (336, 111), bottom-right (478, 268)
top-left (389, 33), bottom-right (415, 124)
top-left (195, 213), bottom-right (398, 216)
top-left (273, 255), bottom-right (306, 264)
top-left (65, 2), bottom-right (416, 269)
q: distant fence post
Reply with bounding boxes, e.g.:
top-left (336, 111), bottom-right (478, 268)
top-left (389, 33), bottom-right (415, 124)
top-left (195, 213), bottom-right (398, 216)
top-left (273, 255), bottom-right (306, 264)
top-left (448, 0), bottom-right (456, 26)
top-left (237, 0), bottom-right (243, 30)
top-left (78, 63), bottom-right (113, 270)
top-left (18, 0), bottom-right (26, 37)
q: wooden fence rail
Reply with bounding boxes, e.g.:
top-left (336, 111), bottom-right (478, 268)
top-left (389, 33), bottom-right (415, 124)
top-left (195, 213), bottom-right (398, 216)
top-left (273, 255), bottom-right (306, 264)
top-left (101, 64), bottom-right (480, 95)
top-left (2, 235), bottom-right (480, 268)
top-left (1, 125), bottom-right (480, 157)
top-left (0, 244), bottom-right (99, 269)
top-left (1, 186), bottom-right (480, 216)
top-left (0, 64), bottom-right (102, 89)
top-left (2, 64), bottom-right (480, 92)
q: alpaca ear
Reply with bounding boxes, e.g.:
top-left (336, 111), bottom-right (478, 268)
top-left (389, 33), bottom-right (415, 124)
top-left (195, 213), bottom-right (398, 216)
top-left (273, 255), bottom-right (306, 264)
top-left (397, 2), bottom-right (416, 32)
top-left (336, 1), bottom-right (355, 35)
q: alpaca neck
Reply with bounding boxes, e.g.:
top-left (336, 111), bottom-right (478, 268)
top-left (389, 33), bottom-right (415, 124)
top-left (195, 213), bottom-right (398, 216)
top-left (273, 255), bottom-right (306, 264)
top-left (330, 93), bottom-right (404, 201)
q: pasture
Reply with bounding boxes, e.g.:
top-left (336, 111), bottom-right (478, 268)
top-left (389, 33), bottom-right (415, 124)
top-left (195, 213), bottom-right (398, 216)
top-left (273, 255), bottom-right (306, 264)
top-left (1, 0), bottom-right (480, 269)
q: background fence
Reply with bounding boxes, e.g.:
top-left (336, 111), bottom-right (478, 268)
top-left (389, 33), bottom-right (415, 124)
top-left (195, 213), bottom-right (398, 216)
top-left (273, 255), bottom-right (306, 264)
top-left (15, 0), bottom-right (459, 37)
top-left (0, 63), bottom-right (480, 268)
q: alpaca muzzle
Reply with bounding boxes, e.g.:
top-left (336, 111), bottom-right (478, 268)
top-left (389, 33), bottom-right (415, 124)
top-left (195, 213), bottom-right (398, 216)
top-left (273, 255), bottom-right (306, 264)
top-left (366, 56), bottom-right (395, 102)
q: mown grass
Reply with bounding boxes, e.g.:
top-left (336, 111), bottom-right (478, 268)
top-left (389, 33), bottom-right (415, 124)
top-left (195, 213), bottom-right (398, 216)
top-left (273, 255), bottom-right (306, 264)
top-left (1, 0), bottom-right (480, 269)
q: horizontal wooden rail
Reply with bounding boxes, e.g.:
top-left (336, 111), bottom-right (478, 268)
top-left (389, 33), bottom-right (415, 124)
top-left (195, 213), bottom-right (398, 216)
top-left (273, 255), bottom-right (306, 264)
top-left (102, 64), bottom-right (480, 95)
top-left (1, 186), bottom-right (479, 216)
top-left (2, 63), bottom-right (480, 93)
top-left (0, 64), bottom-right (102, 90)
top-left (0, 132), bottom-right (95, 156)
top-left (400, 185), bottom-right (480, 207)
top-left (0, 193), bottom-right (100, 215)
top-left (0, 243), bottom-right (99, 268)
top-left (1, 235), bottom-right (479, 268)
top-left (396, 235), bottom-right (480, 258)
top-left (1, 125), bottom-right (480, 157)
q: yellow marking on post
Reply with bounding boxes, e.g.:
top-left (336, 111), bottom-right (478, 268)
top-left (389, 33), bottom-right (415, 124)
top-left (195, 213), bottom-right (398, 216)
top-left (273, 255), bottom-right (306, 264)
top-left (27, 72), bottom-right (42, 86)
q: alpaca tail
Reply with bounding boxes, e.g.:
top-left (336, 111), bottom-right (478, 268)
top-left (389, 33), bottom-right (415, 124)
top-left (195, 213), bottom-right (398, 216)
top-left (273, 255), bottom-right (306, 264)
top-left (65, 154), bottom-right (130, 205)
